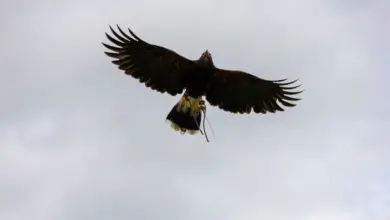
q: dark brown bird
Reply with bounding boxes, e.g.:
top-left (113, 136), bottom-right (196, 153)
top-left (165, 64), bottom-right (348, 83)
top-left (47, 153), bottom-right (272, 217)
top-left (102, 25), bottom-right (302, 136)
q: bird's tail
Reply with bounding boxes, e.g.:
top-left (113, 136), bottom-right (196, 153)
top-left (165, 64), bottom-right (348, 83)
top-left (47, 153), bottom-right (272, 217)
top-left (166, 95), bottom-right (203, 135)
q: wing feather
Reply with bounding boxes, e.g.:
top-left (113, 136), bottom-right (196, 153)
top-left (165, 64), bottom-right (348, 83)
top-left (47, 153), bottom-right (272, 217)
top-left (102, 25), bottom-right (195, 95)
top-left (205, 69), bottom-right (302, 114)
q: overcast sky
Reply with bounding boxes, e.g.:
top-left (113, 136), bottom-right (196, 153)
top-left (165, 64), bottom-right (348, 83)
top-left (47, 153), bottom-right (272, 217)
top-left (1, 0), bottom-right (389, 219)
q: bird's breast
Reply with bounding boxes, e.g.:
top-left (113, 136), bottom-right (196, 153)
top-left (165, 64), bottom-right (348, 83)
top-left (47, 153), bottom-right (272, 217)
top-left (184, 68), bottom-right (213, 97)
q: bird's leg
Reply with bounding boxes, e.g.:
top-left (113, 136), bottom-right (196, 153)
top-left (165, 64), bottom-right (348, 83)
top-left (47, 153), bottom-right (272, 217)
top-left (177, 94), bottom-right (190, 113)
top-left (176, 95), bottom-right (204, 115)
top-left (189, 97), bottom-right (203, 116)
top-left (180, 95), bottom-right (187, 106)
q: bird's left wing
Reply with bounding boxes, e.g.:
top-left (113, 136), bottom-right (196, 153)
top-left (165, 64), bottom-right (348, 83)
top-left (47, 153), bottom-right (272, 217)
top-left (205, 69), bottom-right (303, 114)
top-left (102, 25), bottom-right (196, 96)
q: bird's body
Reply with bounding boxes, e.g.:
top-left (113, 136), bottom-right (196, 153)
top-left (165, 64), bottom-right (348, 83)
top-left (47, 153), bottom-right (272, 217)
top-left (102, 25), bottom-right (302, 138)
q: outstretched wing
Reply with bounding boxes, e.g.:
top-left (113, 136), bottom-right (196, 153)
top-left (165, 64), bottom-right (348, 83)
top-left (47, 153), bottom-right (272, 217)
top-left (102, 25), bottom-right (195, 96)
top-left (205, 69), bottom-right (302, 114)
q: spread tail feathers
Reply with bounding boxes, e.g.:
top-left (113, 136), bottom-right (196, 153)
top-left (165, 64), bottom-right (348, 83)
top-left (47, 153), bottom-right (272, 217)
top-left (166, 95), bottom-right (202, 135)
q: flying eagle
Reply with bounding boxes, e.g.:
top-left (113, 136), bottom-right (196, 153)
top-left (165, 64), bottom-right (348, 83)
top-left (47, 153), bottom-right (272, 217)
top-left (102, 25), bottom-right (302, 138)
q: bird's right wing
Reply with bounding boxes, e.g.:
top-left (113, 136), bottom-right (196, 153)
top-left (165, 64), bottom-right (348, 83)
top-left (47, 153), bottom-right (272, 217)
top-left (103, 25), bottom-right (195, 96)
top-left (205, 68), bottom-right (303, 114)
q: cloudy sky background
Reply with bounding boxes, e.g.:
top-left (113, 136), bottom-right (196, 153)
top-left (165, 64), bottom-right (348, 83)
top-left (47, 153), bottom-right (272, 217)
top-left (1, 0), bottom-right (389, 219)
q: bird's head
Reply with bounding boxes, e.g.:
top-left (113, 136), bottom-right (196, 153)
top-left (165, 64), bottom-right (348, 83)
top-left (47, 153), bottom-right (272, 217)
top-left (198, 49), bottom-right (214, 66)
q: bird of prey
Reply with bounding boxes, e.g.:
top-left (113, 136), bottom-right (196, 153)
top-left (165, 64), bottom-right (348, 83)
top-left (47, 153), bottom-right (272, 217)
top-left (102, 25), bottom-right (302, 138)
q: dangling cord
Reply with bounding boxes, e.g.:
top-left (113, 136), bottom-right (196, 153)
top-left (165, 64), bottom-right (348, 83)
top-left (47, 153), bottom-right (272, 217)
top-left (187, 98), bottom-right (209, 142)
top-left (185, 98), bottom-right (205, 136)
top-left (192, 111), bottom-right (204, 136)
top-left (200, 104), bottom-right (210, 142)
top-left (202, 105), bottom-right (216, 140)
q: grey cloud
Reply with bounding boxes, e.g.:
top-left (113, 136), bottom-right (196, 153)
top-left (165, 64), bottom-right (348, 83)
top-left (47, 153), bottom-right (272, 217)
top-left (1, 0), bottom-right (389, 220)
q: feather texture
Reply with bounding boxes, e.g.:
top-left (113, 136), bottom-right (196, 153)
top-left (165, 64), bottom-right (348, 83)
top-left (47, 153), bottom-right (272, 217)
top-left (102, 25), bottom-right (195, 96)
top-left (205, 69), bottom-right (302, 114)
